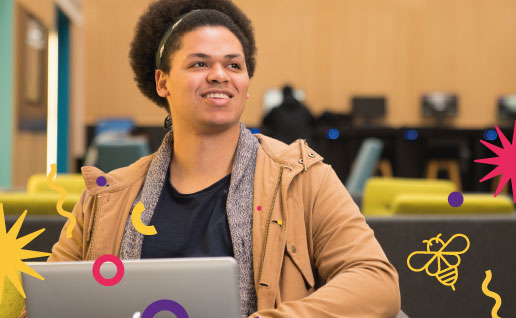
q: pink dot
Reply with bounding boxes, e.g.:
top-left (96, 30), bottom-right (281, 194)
top-left (257, 206), bottom-right (262, 211)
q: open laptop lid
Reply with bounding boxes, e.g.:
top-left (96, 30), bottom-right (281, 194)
top-left (22, 257), bottom-right (241, 318)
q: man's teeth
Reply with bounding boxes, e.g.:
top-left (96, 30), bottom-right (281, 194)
top-left (205, 93), bottom-right (230, 98)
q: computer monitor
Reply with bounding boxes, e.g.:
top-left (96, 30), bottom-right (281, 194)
top-left (351, 96), bottom-right (386, 126)
top-left (263, 88), bottom-right (306, 114)
top-left (95, 118), bottom-right (135, 137)
top-left (421, 93), bottom-right (458, 126)
top-left (498, 95), bottom-right (516, 120)
top-left (422, 93), bottom-right (458, 117)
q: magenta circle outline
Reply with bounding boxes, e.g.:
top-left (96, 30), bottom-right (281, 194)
top-left (92, 254), bottom-right (125, 286)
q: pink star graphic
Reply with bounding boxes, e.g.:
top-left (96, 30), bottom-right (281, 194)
top-left (474, 121), bottom-right (516, 202)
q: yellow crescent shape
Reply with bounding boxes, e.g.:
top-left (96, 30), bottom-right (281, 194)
top-left (46, 163), bottom-right (77, 239)
top-left (481, 270), bottom-right (502, 318)
top-left (131, 201), bottom-right (157, 235)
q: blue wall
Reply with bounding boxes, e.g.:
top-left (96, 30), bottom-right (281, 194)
top-left (0, 0), bottom-right (13, 188)
top-left (57, 9), bottom-right (70, 173)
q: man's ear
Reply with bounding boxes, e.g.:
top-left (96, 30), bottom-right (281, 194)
top-left (155, 70), bottom-right (170, 97)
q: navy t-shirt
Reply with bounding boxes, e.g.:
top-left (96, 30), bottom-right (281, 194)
top-left (141, 167), bottom-right (234, 258)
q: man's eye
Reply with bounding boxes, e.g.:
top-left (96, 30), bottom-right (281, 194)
top-left (229, 63), bottom-right (241, 69)
top-left (192, 62), bottom-right (206, 67)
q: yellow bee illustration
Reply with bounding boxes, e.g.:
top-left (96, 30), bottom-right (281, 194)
top-left (407, 233), bottom-right (470, 291)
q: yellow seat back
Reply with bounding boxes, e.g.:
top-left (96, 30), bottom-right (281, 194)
top-left (362, 177), bottom-right (456, 216)
top-left (0, 192), bottom-right (81, 215)
top-left (392, 193), bottom-right (514, 214)
top-left (27, 174), bottom-right (85, 194)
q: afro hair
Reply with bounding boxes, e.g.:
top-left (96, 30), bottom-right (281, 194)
top-left (129, 0), bottom-right (257, 109)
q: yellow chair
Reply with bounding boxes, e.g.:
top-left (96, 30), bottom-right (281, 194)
top-left (425, 159), bottom-right (462, 190)
top-left (0, 173), bottom-right (84, 215)
top-left (0, 272), bottom-right (24, 318)
top-left (392, 193), bottom-right (514, 214)
top-left (362, 177), bottom-right (456, 216)
top-left (491, 174), bottom-right (510, 195)
top-left (376, 159), bottom-right (393, 178)
top-left (27, 174), bottom-right (85, 194)
top-left (0, 192), bottom-right (80, 215)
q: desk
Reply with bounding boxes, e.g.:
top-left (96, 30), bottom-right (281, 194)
top-left (8, 214), bottom-right (516, 318)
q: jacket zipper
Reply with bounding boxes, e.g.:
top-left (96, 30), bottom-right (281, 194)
top-left (258, 165), bottom-right (284, 285)
top-left (86, 194), bottom-right (99, 260)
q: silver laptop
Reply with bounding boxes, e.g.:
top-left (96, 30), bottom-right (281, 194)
top-left (22, 257), bottom-right (241, 318)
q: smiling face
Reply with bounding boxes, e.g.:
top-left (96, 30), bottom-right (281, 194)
top-left (156, 26), bottom-right (249, 134)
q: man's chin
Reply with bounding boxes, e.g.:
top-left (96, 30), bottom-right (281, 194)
top-left (196, 120), bottom-right (240, 134)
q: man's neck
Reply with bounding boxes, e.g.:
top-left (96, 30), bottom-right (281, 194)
top-left (169, 123), bottom-right (240, 194)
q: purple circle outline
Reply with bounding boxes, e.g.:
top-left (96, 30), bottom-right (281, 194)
top-left (448, 191), bottom-right (464, 208)
top-left (92, 254), bottom-right (125, 286)
top-left (142, 299), bottom-right (189, 318)
top-left (96, 176), bottom-right (107, 187)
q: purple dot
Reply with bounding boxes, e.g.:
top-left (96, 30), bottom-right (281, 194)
top-left (96, 176), bottom-right (107, 187)
top-left (448, 191), bottom-right (464, 207)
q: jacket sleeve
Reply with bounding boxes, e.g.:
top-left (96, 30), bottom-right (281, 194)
top-left (19, 190), bottom-right (89, 318)
top-left (251, 165), bottom-right (401, 318)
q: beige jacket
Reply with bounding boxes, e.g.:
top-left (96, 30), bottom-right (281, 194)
top-left (23, 134), bottom-right (400, 317)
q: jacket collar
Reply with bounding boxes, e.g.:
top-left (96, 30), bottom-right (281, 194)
top-left (80, 153), bottom-right (153, 196)
top-left (253, 134), bottom-right (324, 173)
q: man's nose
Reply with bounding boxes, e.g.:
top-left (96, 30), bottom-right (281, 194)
top-left (207, 64), bottom-right (229, 83)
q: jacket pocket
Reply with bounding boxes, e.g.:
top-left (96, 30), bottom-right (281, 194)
top-left (284, 239), bottom-right (315, 290)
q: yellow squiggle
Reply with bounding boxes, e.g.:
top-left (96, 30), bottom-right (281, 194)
top-left (46, 163), bottom-right (77, 238)
top-left (131, 201), bottom-right (157, 235)
top-left (481, 270), bottom-right (502, 318)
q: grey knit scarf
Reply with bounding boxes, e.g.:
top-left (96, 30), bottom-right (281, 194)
top-left (119, 122), bottom-right (258, 317)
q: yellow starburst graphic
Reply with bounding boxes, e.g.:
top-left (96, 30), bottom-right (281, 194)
top-left (0, 203), bottom-right (51, 304)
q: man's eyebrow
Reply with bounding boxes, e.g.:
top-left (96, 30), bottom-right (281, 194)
top-left (186, 53), bottom-right (210, 59)
top-left (185, 53), bottom-right (243, 59)
top-left (225, 54), bottom-right (242, 59)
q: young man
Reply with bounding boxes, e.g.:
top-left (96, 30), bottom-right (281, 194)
top-left (36, 1), bottom-right (401, 317)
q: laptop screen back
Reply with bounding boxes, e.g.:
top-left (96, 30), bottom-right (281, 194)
top-left (22, 257), bottom-right (241, 318)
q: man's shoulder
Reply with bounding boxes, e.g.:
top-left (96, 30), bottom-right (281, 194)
top-left (80, 153), bottom-right (154, 195)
